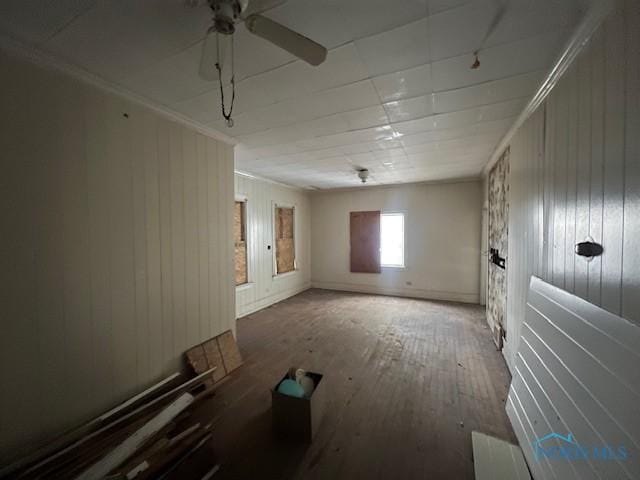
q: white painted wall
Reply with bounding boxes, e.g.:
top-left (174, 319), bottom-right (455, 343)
top-left (234, 173), bottom-right (311, 318)
top-left (507, 277), bottom-right (640, 480)
top-left (310, 181), bottom-right (482, 303)
top-left (0, 51), bottom-right (235, 461)
top-left (496, 0), bottom-right (639, 371)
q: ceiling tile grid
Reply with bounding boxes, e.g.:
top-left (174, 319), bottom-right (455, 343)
top-left (0, 0), bottom-right (590, 188)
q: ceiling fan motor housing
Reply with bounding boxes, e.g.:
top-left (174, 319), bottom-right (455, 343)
top-left (209, 0), bottom-right (243, 34)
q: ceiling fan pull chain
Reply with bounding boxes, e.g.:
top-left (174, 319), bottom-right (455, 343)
top-left (216, 32), bottom-right (236, 128)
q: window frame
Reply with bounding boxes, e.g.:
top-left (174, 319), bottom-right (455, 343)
top-left (235, 195), bottom-right (252, 289)
top-left (272, 202), bottom-right (298, 277)
top-left (380, 212), bottom-right (406, 269)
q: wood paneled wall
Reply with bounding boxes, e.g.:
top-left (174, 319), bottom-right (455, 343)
top-left (0, 52), bottom-right (235, 461)
top-left (507, 277), bottom-right (640, 480)
top-left (234, 174), bottom-right (311, 318)
top-left (501, 0), bottom-right (639, 370)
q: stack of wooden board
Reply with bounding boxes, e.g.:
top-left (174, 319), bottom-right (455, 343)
top-left (1, 331), bottom-right (244, 480)
top-left (185, 330), bottom-right (243, 384)
top-left (0, 370), bottom-right (218, 480)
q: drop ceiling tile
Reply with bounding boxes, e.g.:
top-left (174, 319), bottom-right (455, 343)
top-left (326, 0), bottom-right (428, 40)
top-left (173, 73), bottom-right (279, 126)
top-left (429, 0), bottom-right (581, 63)
top-left (45, 1), bottom-right (213, 82)
top-left (393, 116), bottom-right (437, 136)
top-left (236, 122), bottom-right (312, 148)
top-left (0, 0), bottom-right (99, 45)
top-left (372, 63), bottom-right (433, 102)
top-left (341, 105), bottom-right (389, 131)
top-left (427, 0), bottom-right (470, 15)
top-left (431, 29), bottom-right (567, 91)
top-left (305, 115), bottom-right (351, 138)
top-left (433, 70), bottom-right (542, 113)
top-left (477, 97), bottom-right (527, 122)
top-left (433, 107), bottom-right (479, 129)
top-left (403, 135), bottom-right (496, 155)
top-left (355, 18), bottom-right (430, 77)
top-left (483, 0), bottom-right (582, 48)
top-left (428, 0), bottom-right (498, 62)
top-left (117, 42), bottom-right (215, 104)
top-left (291, 80), bottom-right (380, 121)
top-left (400, 123), bottom-right (478, 146)
top-left (257, 43), bottom-right (369, 102)
top-left (372, 148), bottom-right (407, 159)
top-left (305, 44), bottom-right (370, 92)
top-left (475, 116), bottom-right (517, 135)
top-left (217, 101), bottom-right (300, 137)
top-left (383, 95), bottom-right (433, 123)
top-left (347, 152), bottom-right (376, 166)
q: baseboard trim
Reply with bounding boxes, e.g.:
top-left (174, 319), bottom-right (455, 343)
top-left (236, 283), bottom-right (311, 318)
top-left (310, 281), bottom-right (479, 304)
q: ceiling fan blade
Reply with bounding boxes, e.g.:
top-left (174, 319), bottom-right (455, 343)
top-left (241, 0), bottom-right (286, 18)
top-left (245, 14), bottom-right (327, 66)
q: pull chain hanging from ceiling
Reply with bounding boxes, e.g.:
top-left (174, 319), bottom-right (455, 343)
top-left (216, 32), bottom-right (236, 128)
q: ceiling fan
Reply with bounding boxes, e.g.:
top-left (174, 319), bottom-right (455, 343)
top-left (195, 0), bottom-right (328, 126)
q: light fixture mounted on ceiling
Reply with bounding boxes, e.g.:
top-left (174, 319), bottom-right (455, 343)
top-left (357, 168), bottom-right (370, 184)
top-left (196, 0), bottom-right (328, 127)
top-left (470, 0), bottom-right (507, 70)
top-left (471, 50), bottom-right (480, 69)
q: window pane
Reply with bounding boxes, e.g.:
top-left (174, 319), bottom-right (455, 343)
top-left (380, 214), bottom-right (404, 267)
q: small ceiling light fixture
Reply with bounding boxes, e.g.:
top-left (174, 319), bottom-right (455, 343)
top-left (471, 50), bottom-right (480, 69)
top-left (471, 1), bottom-right (507, 70)
top-left (357, 168), bottom-right (370, 184)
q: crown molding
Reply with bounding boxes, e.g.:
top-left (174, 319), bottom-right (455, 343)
top-left (309, 176), bottom-right (480, 194)
top-left (234, 170), bottom-right (310, 191)
top-left (481, 0), bottom-right (616, 177)
top-left (0, 33), bottom-right (237, 146)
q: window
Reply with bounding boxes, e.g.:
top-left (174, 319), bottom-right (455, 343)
top-left (234, 200), bottom-right (248, 285)
top-left (380, 213), bottom-right (404, 267)
top-left (274, 206), bottom-right (295, 274)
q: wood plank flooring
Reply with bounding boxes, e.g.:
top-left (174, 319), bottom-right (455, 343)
top-left (182, 289), bottom-right (516, 479)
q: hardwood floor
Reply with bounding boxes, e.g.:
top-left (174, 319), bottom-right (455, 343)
top-left (183, 289), bottom-right (515, 479)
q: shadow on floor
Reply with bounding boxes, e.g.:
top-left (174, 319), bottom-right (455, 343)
top-left (211, 409), bottom-right (309, 479)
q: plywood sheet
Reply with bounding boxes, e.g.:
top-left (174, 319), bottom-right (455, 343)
top-left (216, 330), bottom-right (243, 374)
top-left (235, 241), bottom-right (247, 285)
top-left (202, 341), bottom-right (227, 383)
top-left (185, 330), bottom-right (242, 383)
top-left (350, 211), bottom-right (381, 273)
top-left (275, 207), bottom-right (295, 273)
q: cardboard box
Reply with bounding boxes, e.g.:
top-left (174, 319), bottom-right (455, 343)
top-left (271, 372), bottom-right (325, 442)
